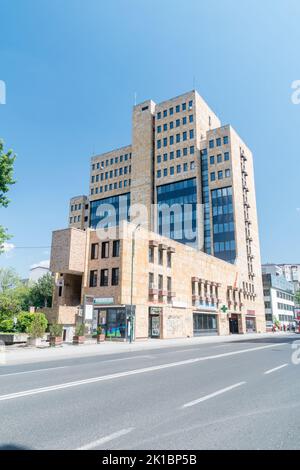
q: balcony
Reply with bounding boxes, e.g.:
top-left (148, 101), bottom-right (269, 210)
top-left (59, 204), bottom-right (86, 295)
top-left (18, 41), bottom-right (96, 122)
top-left (158, 289), bottom-right (168, 297)
top-left (192, 294), bottom-right (200, 302)
top-left (149, 286), bottom-right (158, 296)
top-left (168, 291), bottom-right (176, 298)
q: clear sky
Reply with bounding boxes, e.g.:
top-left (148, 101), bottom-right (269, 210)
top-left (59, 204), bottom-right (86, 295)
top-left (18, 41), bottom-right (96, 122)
top-left (1, 0), bottom-right (300, 277)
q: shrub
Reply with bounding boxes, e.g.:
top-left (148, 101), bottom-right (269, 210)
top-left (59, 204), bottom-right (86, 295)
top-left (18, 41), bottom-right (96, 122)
top-left (49, 323), bottom-right (63, 338)
top-left (75, 323), bottom-right (85, 336)
top-left (16, 312), bottom-right (36, 333)
top-left (26, 313), bottom-right (48, 338)
top-left (0, 318), bottom-right (15, 332)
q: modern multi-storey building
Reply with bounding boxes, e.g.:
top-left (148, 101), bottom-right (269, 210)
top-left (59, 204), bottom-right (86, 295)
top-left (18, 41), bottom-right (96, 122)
top-left (47, 90), bottom-right (265, 341)
top-left (262, 264), bottom-right (295, 329)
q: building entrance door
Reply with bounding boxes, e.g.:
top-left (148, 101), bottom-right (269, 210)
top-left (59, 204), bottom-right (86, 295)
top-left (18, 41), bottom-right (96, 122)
top-left (149, 315), bottom-right (160, 338)
top-left (229, 318), bottom-right (239, 334)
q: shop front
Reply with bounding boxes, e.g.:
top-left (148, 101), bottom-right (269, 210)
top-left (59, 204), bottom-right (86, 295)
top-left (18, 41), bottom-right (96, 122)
top-left (149, 307), bottom-right (162, 338)
top-left (93, 301), bottom-right (136, 341)
top-left (193, 312), bottom-right (218, 336)
top-left (246, 310), bottom-right (256, 333)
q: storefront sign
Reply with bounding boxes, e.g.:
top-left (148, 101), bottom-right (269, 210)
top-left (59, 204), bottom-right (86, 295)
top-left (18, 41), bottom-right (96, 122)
top-left (247, 310), bottom-right (256, 316)
top-left (149, 307), bottom-right (162, 315)
top-left (93, 297), bottom-right (114, 305)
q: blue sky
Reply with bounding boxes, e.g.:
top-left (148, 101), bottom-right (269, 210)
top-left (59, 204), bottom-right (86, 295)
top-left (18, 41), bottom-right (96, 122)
top-left (0, 0), bottom-right (300, 277)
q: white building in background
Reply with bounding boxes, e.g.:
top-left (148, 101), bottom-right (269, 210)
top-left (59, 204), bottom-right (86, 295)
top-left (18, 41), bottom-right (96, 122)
top-left (29, 261), bottom-right (50, 283)
top-left (277, 264), bottom-right (300, 293)
top-left (262, 264), bottom-right (295, 330)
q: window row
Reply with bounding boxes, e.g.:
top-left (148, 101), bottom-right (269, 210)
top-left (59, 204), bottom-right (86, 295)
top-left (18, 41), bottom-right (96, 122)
top-left (209, 136), bottom-right (229, 149)
top-left (156, 101), bottom-right (193, 119)
top-left (70, 215), bottom-right (81, 223)
top-left (89, 268), bottom-right (120, 287)
top-left (90, 179), bottom-right (131, 195)
top-left (91, 166), bottom-right (131, 183)
top-left (91, 153), bottom-right (131, 171)
top-left (91, 240), bottom-right (120, 259)
top-left (214, 240), bottom-right (236, 253)
top-left (149, 247), bottom-right (172, 267)
top-left (210, 152), bottom-right (230, 165)
top-left (149, 272), bottom-right (173, 291)
top-left (277, 303), bottom-right (294, 311)
top-left (276, 290), bottom-right (294, 302)
top-left (156, 162), bottom-right (195, 178)
top-left (157, 115), bottom-right (193, 133)
top-left (70, 203), bottom-right (82, 212)
top-left (157, 146), bottom-right (195, 163)
top-left (210, 169), bottom-right (231, 181)
top-left (157, 130), bottom-right (194, 149)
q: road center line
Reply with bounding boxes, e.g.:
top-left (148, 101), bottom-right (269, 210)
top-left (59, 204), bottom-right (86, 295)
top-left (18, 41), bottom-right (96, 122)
top-left (0, 366), bottom-right (67, 377)
top-left (264, 364), bottom-right (288, 375)
top-left (77, 428), bottom-right (134, 450)
top-left (183, 382), bottom-right (246, 408)
top-left (0, 343), bottom-right (285, 402)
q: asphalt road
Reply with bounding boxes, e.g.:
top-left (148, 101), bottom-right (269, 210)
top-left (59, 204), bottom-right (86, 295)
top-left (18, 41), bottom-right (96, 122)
top-left (0, 334), bottom-right (299, 450)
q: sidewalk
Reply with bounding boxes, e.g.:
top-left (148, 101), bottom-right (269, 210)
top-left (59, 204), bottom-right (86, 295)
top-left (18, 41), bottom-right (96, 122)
top-left (0, 332), bottom-right (294, 366)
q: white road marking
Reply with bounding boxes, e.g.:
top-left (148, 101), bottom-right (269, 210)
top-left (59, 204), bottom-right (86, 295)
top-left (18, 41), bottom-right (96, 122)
top-left (264, 364), bottom-right (288, 375)
top-left (0, 343), bottom-right (285, 402)
top-left (0, 366), bottom-right (67, 377)
top-left (182, 382), bottom-right (246, 408)
top-left (77, 428), bottom-right (134, 450)
top-left (102, 355), bottom-right (153, 363)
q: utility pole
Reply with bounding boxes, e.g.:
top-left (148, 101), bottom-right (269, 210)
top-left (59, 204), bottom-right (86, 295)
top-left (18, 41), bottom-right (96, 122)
top-left (129, 223), bottom-right (141, 343)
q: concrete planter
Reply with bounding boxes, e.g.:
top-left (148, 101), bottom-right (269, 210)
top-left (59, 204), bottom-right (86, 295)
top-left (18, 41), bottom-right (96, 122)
top-left (96, 334), bottom-right (105, 343)
top-left (73, 335), bottom-right (85, 345)
top-left (0, 333), bottom-right (28, 345)
top-left (49, 336), bottom-right (63, 347)
top-left (27, 337), bottom-right (43, 347)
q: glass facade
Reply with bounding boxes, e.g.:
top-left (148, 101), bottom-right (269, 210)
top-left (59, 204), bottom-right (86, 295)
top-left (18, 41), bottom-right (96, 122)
top-left (201, 149), bottom-right (211, 254)
top-left (157, 178), bottom-right (197, 247)
top-left (90, 193), bottom-right (130, 229)
top-left (193, 313), bottom-right (217, 336)
top-left (212, 186), bottom-right (236, 263)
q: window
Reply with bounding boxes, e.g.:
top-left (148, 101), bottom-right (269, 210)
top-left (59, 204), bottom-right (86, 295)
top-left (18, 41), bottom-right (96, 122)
top-left (170, 166), bottom-right (174, 175)
top-left (157, 170), bottom-right (161, 178)
top-left (158, 249), bottom-right (163, 265)
top-left (223, 136), bottom-right (229, 144)
top-left (188, 100), bottom-right (193, 109)
top-left (177, 164), bottom-right (181, 173)
top-left (163, 123), bottom-right (167, 131)
top-left (210, 172), bottom-right (216, 181)
top-left (190, 161), bottom-right (195, 170)
top-left (217, 154), bottom-right (222, 163)
top-left (183, 147), bottom-right (188, 156)
top-left (210, 156), bottom-right (215, 165)
top-left (225, 169), bottom-right (231, 178)
top-left (163, 109), bottom-right (167, 117)
top-left (157, 125), bottom-right (161, 133)
top-left (170, 151), bottom-right (174, 160)
top-left (176, 104), bottom-right (180, 113)
top-left (224, 152), bottom-right (230, 161)
top-left (176, 133), bottom-right (180, 143)
top-left (101, 241), bottom-right (109, 258)
top-left (89, 270), bottom-right (98, 288)
top-left (189, 114), bottom-right (193, 123)
top-left (163, 153), bottom-right (168, 161)
top-left (218, 170), bottom-right (223, 180)
top-left (157, 112), bottom-right (161, 119)
top-left (169, 107), bottom-right (174, 115)
top-left (182, 116), bottom-right (187, 125)
top-left (216, 137), bottom-right (221, 147)
top-left (149, 272), bottom-right (154, 288)
top-left (112, 268), bottom-right (119, 286)
top-left (170, 121), bottom-right (174, 129)
top-left (113, 240), bottom-right (120, 257)
top-left (167, 276), bottom-right (172, 292)
top-left (190, 146), bottom-right (195, 154)
top-left (167, 251), bottom-right (172, 268)
top-left (184, 162), bottom-right (188, 172)
top-left (91, 243), bottom-right (99, 260)
top-left (209, 140), bottom-right (214, 149)
top-left (124, 180), bottom-right (128, 187)
top-left (157, 155), bottom-right (161, 164)
top-left (170, 136), bottom-right (174, 145)
top-left (183, 131), bottom-right (187, 141)
top-left (157, 140), bottom-right (161, 149)
top-left (189, 129), bottom-right (194, 139)
top-left (176, 119), bottom-right (180, 127)
top-left (176, 149), bottom-right (181, 158)
top-left (163, 137), bottom-right (167, 147)
top-left (182, 103), bottom-right (186, 111)
top-left (163, 168), bottom-right (168, 177)
top-left (149, 247), bottom-right (154, 263)
top-left (158, 274), bottom-right (163, 289)
top-left (100, 269), bottom-right (109, 287)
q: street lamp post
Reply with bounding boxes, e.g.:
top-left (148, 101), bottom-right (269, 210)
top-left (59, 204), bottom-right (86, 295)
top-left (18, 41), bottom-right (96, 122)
top-left (129, 223), bottom-right (141, 343)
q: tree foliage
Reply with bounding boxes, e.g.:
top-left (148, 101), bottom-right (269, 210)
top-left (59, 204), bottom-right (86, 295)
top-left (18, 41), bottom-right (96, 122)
top-left (0, 140), bottom-right (16, 252)
top-left (26, 312), bottom-right (48, 338)
top-left (29, 273), bottom-right (53, 308)
top-left (294, 290), bottom-right (300, 306)
top-left (0, 267), bottom-right (20, 293)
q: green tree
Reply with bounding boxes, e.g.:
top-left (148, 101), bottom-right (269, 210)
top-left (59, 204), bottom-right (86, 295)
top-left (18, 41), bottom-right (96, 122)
top-left (0, 140), bottom-right (16, 252)
top-left (294, 290), bottom-right (300, 306)
top-left (16, 312), bottom-right (36, 333)
top-left (0, 290), bottom-right (22, 322)
top-left (0, 267), bottom-right (20, 293)
top-left (29, 273), bottom-right (53, 308)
